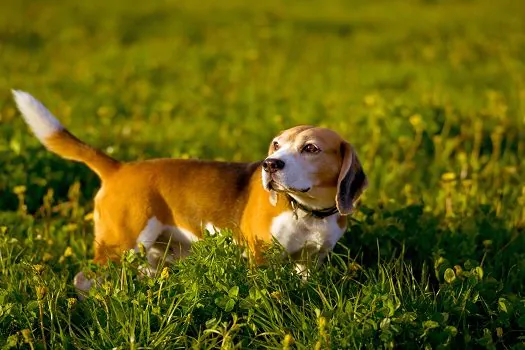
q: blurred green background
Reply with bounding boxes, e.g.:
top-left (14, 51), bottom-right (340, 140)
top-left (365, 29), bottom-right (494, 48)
top-left (1, 0), bottom-right (523, 214)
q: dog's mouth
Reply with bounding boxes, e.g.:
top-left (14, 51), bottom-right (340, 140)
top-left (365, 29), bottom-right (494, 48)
top-left (267, 180), bottom-right (310, 194)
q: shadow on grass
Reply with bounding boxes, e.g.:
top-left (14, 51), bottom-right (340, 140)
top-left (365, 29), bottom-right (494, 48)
top-left (337, 204), bottom-right (525, 293)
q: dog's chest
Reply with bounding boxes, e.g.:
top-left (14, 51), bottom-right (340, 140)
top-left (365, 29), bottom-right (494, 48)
top-left (270, 211), bottom-right (344, 254)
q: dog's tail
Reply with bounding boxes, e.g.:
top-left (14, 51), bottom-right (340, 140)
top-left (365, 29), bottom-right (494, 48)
top-left (12, 90), bottom-right (120, 179)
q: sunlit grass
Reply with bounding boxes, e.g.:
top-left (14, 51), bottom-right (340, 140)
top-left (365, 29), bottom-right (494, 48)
top-left (1, 0), bottom-right (524, 348)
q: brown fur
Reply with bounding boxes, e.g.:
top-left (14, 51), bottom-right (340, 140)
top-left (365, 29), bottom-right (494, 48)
top-left (41, 126), bottom-right (365, 265)
top-left (14, 91), bottom-right (369, 295)
top-left (92, 159), bottom-right (271, 262)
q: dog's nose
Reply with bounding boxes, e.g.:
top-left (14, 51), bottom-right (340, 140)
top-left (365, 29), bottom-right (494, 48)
top-left (263, 158), bottom-right (285, 173)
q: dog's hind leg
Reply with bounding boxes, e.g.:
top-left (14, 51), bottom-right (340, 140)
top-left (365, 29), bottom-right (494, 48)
top-left (134, 217), bottom-right (165, 276)
top-left (75, 216), bottom-right (165, 298)
top-left (134, 217), bottom-right (164, 252)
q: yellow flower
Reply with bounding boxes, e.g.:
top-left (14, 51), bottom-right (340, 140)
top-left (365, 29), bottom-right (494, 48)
top-left (461, 179), bottom-right (473, 187)
top-left (33, 264), bottom-right (45, 275)
top-left (318, 316), bottom-right (328, 336)
top-left (13, 185), bottom-right (26, 195)
top-left (496, 327), bottom-right (503, 338)
top-left (103, 281), bottom-right (112, 295)
top-left (348, 262), bottom-right (362, 272)
top-left (363, 94), bottom-right (377, 107)
top-left (270, 291), bottom-right (282, 300)
top-left (20, 329), bottom-right (31, 343)
top-left (504, 166), bottom-right (517, 175)
top-left (63, 246), bottom-right (74, 257)
top-left (457, 152), bottom-right (467, 164)
top-left (36, 286), bottom-right (47, 300)
top-left (409, 114), bottom-right (423, 128)
top-left (453, 265), bottom-right (463, 276)
top-left (441, 172), bottom-right (456, 182)
top-left (282, 334), bottom-right (294, 349)
top-left (64, 223), bottom-right (78, 232)
top-left (43, 253), bottom-right (53, 262)
top-left (160, 267), bottom-right (170, 281)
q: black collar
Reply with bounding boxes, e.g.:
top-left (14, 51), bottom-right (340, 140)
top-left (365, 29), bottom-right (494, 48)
top-left (285, 194), bottom-right (339, 219)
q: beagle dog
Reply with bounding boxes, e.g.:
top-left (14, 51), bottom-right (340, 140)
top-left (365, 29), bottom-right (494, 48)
top-left (13, 90), bottom-right (367, 291)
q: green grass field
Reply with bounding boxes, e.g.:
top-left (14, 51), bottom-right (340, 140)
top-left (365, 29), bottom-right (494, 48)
top-left (1, 0), bottom-right (525, 348)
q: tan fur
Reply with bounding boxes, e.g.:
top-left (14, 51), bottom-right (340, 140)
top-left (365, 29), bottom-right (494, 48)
top-left (240, 175), bottom-right (293, 263)
top-left (44, 125), bottom-right (364, 265)
top-left (44, 125), bottom-right (366, 265)
top-left (46, 130), bottom-right (120, 179)
top-left (14, 92), bottom-right (367, 271)
top-left (91, 159), bottom-right (263, 262)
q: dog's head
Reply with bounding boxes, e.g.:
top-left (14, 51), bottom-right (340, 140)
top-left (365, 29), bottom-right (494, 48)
top-left (262, 125), bottom-right (367, 215)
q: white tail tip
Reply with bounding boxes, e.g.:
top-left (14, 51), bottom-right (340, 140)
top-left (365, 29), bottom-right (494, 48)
top-left (12, 90), bottom-right (63, 142)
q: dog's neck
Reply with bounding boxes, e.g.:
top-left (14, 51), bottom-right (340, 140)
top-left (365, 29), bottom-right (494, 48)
top-left (284, 193), bottom-right (338, 219)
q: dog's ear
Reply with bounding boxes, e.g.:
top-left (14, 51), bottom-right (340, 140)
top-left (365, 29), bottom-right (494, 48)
top-left (336, 142), bottom-right (368, 215)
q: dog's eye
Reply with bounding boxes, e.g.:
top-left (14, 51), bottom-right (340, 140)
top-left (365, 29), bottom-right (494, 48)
top-left (273, 141), bottom-right (280, 151)
top-left (302, 144), bottom-right (321, 153)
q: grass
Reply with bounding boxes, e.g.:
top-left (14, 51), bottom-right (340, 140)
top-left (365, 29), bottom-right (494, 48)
top-left (1, 0), bottom-right (525, 348)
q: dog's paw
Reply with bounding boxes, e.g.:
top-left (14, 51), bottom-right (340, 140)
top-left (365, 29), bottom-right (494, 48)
top-left (295, 263), bottom-right (310, 281)
top-left (74, 271), bottom-right (94, 300)
top-left (138, 264), bottom-right (157, 278)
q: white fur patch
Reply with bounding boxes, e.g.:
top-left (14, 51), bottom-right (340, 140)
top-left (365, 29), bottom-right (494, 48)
top-left (12, 90), bottom-right (63, 143)
top-left (135, 217), bottom-right (199, 276)
top-left (264, 145), bottom-right (313, 192)
top-left (136, 217), bottom-right (164, 250)
top-left (136, 217), bottom-right (199, 251)
top-left (270, 211), bottom-right (344, 256)
top-left (167, 225), bottom-right (199, 244)
top-left (204, 222), bottom-right (219, 235)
